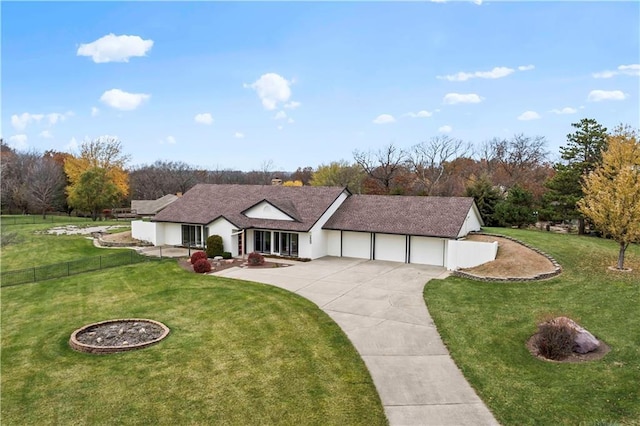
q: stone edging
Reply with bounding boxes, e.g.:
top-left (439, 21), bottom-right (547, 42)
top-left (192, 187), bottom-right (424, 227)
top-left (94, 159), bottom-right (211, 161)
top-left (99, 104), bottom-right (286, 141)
top-left (452, 232), bottom-right (562, 282)
top-left (93, 232), bottom-right (152, 248)
top-left (69, 318), bottom-right (170, 354)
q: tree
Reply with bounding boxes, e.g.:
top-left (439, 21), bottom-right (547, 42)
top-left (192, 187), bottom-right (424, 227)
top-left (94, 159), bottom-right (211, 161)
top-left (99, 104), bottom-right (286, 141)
top-left (64, 136), bottom-right (130, 202)
top-left (129, 160), bottom-right (197, 199)
top-left (353, 143), bottom-right (407, 194)
top-left (282, 180), bottom-right (303, 187)
top-left (407, 136), bottom-right (472, 196)
top-left (67, 167), bottom-right (121, 220)
top-left (310, 160), bottom-right (365, 193)
top-left (26, 156), bottom-right (66, 218)
top-left (464, 174), bottom-right (502, 226)
top-left (493, 185), bottom-right (536, 228)
top-left (545, 118), bottom-right (608, 233)
top-left (578, 125), bottom-right (640, 270)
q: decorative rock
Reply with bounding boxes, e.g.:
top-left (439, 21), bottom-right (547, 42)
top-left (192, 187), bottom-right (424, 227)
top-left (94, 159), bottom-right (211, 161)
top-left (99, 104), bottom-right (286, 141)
top-left (214, 256), bottom-right (223, 261)
top-left (96, 337), bottom-right (103, 343)
top-left (554, 317), bottom-right (600, 354)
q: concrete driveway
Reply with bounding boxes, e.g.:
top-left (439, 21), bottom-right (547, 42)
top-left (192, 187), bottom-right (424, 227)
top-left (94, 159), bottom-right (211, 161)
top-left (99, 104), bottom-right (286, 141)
top-left (215, 256), bottom-right (498, 426)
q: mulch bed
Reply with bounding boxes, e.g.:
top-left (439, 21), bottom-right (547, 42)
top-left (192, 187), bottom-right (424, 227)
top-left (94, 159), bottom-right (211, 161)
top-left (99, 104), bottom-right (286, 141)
top-left (525, 334), bottom-right (611, 363)
top-left (177, 258), bottom-right (290, 274)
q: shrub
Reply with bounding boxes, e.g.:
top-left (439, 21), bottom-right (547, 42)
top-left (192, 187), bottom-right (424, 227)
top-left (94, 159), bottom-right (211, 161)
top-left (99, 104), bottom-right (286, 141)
top-left (190, 251), bottom-right (208, 264)
top-left (535, 317), bottom-right (577, 360)
top-left (206, 235), bottom-right (224, 258)
top-left (221, 251), bottom-right (232, 259)
top-left (247, 251), bottom-right (265, 266)
top-left (193, 258), bottom-right (212, 273)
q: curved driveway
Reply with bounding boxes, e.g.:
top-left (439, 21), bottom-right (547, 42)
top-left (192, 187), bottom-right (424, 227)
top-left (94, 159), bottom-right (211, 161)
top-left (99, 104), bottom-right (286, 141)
top-left (216, 257), bottom-right (498, 426)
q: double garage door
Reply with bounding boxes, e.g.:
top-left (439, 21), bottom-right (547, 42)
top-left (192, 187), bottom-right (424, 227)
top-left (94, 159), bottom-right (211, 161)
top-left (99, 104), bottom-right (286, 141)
top-left (341, 231), bottom-right (445, 266)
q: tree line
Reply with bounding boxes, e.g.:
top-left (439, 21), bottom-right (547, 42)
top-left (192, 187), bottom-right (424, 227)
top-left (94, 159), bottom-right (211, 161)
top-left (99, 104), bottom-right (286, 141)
top-left (1, 118), bottom-right (638, 267)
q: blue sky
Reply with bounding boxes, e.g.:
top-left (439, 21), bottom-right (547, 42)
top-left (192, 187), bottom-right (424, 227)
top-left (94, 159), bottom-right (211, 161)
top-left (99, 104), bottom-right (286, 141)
top-left (3, 1), bottom-right (639, 171)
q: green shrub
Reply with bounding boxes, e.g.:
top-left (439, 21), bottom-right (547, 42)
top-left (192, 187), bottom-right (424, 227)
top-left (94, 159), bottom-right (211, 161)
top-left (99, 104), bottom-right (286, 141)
top-left (222, 251), bottom-right (232, 259)
top-left (535, 317), bottom-right (577, 360)
top-left (206, 235), bottom-right (224, 258)
top-left (247, 251), bottom-right (265, 266)
top-left (193, 258), bottom-right (212, 273)
top-left (190, 251), bottom-right (207, 264)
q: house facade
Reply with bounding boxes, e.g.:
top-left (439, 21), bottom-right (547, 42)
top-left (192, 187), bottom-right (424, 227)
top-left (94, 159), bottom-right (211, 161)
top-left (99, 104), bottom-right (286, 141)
top-left (132, 184), bottom-right (496, 270)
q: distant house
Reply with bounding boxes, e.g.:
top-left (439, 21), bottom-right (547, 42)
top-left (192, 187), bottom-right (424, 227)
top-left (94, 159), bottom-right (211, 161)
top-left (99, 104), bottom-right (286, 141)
top-left (131, 194), bottom-right (180, 218)
top-left (132, 184), bottom-right (496, 269)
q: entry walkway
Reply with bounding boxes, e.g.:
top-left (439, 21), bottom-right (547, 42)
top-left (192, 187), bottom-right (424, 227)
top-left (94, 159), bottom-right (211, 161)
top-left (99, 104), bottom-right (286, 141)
top-left (215, 257), bottom-right (498, 425)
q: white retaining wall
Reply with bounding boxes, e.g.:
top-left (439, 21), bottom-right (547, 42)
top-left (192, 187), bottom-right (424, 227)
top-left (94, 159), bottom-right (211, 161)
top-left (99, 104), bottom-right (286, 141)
top-left (131, 220), bottom-right (159, 245)
top-left (446, 239), bottom-right (498, 270)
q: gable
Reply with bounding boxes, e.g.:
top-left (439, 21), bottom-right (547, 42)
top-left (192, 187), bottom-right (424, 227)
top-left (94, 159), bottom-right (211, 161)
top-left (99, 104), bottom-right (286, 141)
top-left (243, 200), bottom-right (295, 221)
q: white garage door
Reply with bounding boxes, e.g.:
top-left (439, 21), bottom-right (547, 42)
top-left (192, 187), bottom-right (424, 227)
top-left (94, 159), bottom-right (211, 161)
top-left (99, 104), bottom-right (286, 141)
top-left (374, 233), bottom-right (406, 263)
top-left (410, 236), bottom-right (445, 266)
top-left (342, 231), bottom-right (371, 259)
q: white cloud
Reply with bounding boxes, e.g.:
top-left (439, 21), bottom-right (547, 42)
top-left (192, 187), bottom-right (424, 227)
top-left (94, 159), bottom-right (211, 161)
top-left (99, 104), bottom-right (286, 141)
top-left (517, 111), bottom-right (541, 121)
top-left (593, 64), bottom-right (640, 78)
top-left (277, 125), bottom-right (284, 131)
top-left (550, 107), bottom-right (577, 115)
top-left (39, 130), bottom-right (53, 139)
top-left (77, 33), bottom-right (153, 63)
top-left (11, 113), bottom-right (44, 130)
top-left (244, 73), bottom-right (292, 110)
top-left (438, 66), bottom-right (514, 82)
top-left (443, 93), bottom-right (483, 104)
top-left (438, 125), bottom-right (453, 133)
top-left (47, 112), bottom-right (68, 125)
top-left (518, 65), bottom-right (535, 71)
top-left (100, 89), bottom-right (150, 110)
top-left (406, 110), bottom-right (433, 118)
top-left (194, 113), bottom-right (214, 125)
top-left (91, 107), bottom-right (100, 117)
top-left (472, 0), bottom-right (483, 4)
top-left (430, 0), bottom-right (447, 2)
top-left (274, 111), bottom-right (287, 120)
top-left (9, 134), bottom-right (28, 149)
top-left (372, 114), bottom-right (396, 124)
top-left (166, 136), bottom-right (176, 145)
top-left (284, 101), bottom-right (301, 109)
top-left (587, 90), bottom-right (627, 102)
top-left (234, 132), bottom-right (245, 139)
top-left (287, 118), bottom-right (294, 124)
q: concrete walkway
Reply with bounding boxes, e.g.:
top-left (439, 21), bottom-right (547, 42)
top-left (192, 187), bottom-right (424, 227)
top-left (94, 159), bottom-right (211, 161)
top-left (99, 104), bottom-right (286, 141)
top-left (215, 257), bottom-right (498, 426)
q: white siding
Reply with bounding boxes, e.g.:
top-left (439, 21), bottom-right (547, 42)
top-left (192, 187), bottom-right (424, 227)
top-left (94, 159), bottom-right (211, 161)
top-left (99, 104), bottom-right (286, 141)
top-left (457, 205), bottom-right (483, 237)
top-left (445, 239), bottom-right (498, 270)
top-left (206, 218), bottom-right (237, 256)
top-left (298, 232), bottom-right (313, 259)
top-left (244, 201), bottom-right (293, 221)
top-left (342, 231), bottom-right (372, 259)
top-left (245, 229), bottom-right (255, 253)
top-left (162, 223), bottom-right (183, 246)
top-left (310, 191), bottom-right (350, 259)
top-left (131, 220), bottom-right (158, 245)
top-left (409, 236), bottom-right (446, 266)
top-left (327, 230), bottom-right (341, 257)
top-left (374, 234), bottom-right (406, 263)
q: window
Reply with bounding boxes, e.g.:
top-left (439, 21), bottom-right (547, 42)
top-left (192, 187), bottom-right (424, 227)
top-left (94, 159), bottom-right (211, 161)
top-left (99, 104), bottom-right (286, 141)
top-left (182, 225), bottom-right (203, 247)
top-left (254, 230), bottom-right (271, 253)
top-left (279, 232), bottom-right (298, 257)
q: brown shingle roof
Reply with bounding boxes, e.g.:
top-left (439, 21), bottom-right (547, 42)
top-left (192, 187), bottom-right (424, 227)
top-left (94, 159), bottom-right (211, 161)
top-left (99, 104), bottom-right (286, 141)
top-left (322, 195), bottom-right (476, 238)
top-left (131, 194), bottom-right (179, 216)
top-left (153, 184), bottom-right (348, 232)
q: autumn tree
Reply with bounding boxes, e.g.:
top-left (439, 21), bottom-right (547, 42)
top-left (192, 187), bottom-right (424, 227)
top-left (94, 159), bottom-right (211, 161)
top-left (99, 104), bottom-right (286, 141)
top-left (578, 125), bottom-right (640, 270)
top-left (407, 136), bottom-right (472, 196)
top-left (545, 118), bottom-right (608, 232)
top-left (67, 168), bottom-right (121, 220)
top-left (282, 180), bottom-right (303, 187)
top-left (353, 143), bottom-right (407, 194)
top-left (64, 136), bottom-right (130, 201)
top-left (310, 160), bottom-right (365, 193)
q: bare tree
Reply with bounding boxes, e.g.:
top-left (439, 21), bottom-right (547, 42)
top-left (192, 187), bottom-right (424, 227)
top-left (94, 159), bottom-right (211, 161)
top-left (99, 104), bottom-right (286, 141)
top-left (353, 143), bottom-right (407, 194)
top-left (129, 160), bottom-right (198, 199)
top-left (26, 156), bottom-right (66, 218)
top-left (407, 136), bottom-right (472, 195)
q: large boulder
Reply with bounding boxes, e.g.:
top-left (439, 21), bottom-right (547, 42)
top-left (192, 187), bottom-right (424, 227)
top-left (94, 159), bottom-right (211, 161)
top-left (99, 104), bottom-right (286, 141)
top-left (553, 317), bottom-right (600, 354)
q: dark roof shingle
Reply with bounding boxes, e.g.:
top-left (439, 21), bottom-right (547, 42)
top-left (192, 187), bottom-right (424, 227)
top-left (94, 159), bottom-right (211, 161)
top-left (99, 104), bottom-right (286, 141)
top-left (322, 195), bottom-right (475, 238)
top-left (153, 184), bottom-right (347, 232)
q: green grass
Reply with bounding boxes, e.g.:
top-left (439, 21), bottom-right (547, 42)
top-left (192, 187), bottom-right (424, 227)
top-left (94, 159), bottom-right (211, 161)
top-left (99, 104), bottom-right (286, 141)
top-left (425, 228), bottom-right (640, 426)
top-left (1, 261), bottom-right (386, 425)
top-left (1, 220), bottom-right (131, 270)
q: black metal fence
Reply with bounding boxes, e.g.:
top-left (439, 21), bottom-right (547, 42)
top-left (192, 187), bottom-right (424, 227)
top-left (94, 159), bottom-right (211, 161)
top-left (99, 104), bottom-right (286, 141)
top-left (0, 215), bottom-right (94, 226)
top-left (1, 251), bottom-right (158, 287)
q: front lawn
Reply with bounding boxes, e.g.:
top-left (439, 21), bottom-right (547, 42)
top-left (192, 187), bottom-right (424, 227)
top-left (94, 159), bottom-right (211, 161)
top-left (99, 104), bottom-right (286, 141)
top-left (1, 261), bottom-right (386, 425)
top-left (425, 228), bottom-right (640, 425)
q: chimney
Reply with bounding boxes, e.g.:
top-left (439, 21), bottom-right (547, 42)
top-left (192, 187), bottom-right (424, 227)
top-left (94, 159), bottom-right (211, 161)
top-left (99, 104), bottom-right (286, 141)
top-left (271, 178), bottom-right (283, 186)
top-left (176, 192), bottom-right (183, 197)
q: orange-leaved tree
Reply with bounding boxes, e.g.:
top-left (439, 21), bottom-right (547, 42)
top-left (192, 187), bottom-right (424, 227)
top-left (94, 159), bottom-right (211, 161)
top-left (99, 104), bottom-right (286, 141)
top-left (578, 125), bottom-right (640, 270)
top-left (64, 137), bottom-right (130, 219)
